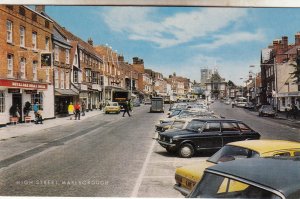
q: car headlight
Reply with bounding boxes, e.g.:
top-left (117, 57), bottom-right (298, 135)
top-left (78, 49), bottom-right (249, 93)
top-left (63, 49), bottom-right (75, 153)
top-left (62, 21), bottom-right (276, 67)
top-left (158, 134), bottom-right (161, 140)
top-left (170, 138), bottom-right (173, 143)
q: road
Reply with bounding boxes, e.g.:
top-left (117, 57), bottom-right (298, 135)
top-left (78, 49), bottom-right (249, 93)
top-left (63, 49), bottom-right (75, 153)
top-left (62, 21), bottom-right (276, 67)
top-left (0, 101), bottom-right (299, 197)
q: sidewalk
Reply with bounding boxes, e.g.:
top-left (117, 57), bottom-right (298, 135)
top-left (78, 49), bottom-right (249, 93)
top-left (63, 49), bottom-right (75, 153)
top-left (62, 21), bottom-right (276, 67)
top-left (275, 111), bottom-right (300, 123)
top-left (0, 110), bottom-right (104, 140)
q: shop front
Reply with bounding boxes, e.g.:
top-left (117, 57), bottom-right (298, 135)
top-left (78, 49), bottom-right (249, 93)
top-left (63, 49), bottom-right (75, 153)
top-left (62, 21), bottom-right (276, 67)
top-left (278, 92), bottom-right (300, 112)
top-left (55, 89), bottom-right (79, 116)
top-left (0, 79), bottom-right (54, 126)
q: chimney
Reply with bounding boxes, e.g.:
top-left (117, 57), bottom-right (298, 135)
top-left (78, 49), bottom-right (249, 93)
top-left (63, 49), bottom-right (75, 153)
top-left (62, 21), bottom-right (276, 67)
top-left (295, 32), bottom-right (300, 46)
top-left (87, 38), bottom-right (93, 46)
top-left (118, 55), bottom-right (124, 62)
top-left (282, 36), bottom-right (288, 51)
top-left (272, 39), bottom-right (280, 52)
top-left (35, 5), bottom-right (45, 13)
top-left (133, 57), bottom-right (139, 64)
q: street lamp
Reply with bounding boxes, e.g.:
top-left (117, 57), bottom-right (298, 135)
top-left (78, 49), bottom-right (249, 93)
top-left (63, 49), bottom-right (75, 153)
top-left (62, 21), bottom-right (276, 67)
top-left (240, 77), bottom-right (244, 97)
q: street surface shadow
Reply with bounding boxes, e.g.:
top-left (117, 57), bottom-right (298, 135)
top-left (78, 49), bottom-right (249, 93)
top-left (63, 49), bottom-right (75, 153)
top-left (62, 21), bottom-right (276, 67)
top-left (155, 150), bottom-right (216, 158)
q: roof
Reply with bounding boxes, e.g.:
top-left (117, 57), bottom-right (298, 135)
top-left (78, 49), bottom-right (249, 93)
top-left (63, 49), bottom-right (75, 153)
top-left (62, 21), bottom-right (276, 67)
top-left (228, 140), bottom-right (300, 155)
top-left (206, 157), bottom-right (300, 197)
top-left (285, 45), bottom-right (300, 55)
top-left (192, 118), bottom-right (242, 122)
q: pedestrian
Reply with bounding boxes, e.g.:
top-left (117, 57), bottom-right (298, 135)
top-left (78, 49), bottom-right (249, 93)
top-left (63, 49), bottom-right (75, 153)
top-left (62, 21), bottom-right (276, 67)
top-left (122, 101), bottom-right (131, 117)
top-left (35, 110), bottom-right (43, 124)
top-left (128, 99), bottom-right (133, 112)
top-left (74, 102), bottom-right (81, 120)
top-left (16, 104), bottom-right (21, 122)
top-left (99, 102), bottom-right (103, 110)
top-left (81, 101), bottom-right (86, 116)
top-left (291, 104), bottom-right (298, 119)
top-left (68, 102), bottom-right (74, 120)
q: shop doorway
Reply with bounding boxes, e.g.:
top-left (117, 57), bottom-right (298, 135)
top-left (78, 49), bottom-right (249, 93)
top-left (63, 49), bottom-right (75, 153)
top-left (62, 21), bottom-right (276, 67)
top-left (12, 94), bottom-right (22, 122)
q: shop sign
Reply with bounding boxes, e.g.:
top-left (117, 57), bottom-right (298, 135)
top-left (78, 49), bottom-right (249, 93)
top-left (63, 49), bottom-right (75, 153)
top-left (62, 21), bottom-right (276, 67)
top-left (0, 79), bottom-right (47, 90)
top-left (8, 88), bottom-right (20, 93)
top-left (25, 90), bottom-right (38, 94)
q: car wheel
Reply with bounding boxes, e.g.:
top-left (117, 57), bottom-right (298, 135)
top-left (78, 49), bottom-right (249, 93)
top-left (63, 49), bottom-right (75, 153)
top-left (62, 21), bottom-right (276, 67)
top-left (179, 143), bottom-right (194, 158)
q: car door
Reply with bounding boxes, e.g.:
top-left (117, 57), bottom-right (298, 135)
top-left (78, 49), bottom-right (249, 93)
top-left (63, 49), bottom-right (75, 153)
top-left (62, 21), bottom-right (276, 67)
top-left (221, 122), bottom-right (243, 145)
top-left (196, 122), bottom-right (223, 150)
top-left (238, 122), bottom-right (259, 140)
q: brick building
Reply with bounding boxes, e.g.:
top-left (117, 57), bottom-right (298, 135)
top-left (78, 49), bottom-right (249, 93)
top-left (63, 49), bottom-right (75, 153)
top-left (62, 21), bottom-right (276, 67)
top-left (0, 5), bottom-right (54, 126)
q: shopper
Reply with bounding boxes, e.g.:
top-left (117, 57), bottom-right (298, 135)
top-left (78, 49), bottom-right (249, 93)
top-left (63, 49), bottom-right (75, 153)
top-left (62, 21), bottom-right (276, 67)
top-left (74, 102), bottom-right (81, 120)
top-left (82, 101), bottom-right (86, 116)
top-left (68, 102), bottom-right (74, 120)
top-left (122, 101), bottom-right (131, 117)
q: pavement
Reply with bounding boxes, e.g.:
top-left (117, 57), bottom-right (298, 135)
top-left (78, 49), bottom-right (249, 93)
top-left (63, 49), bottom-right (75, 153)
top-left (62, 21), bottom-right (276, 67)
top-left (0, 110), bottom-right (104, 141)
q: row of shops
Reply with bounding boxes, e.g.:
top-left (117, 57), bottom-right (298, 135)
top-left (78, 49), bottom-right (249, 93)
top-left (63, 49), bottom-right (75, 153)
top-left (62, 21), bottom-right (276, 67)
top-left (0, 78), bottom-right (133, 127)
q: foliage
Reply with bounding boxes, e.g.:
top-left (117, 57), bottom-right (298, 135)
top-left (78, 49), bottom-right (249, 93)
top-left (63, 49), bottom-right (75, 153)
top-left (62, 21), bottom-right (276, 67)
top-left (227, 80), bottom-right (236, 87)
top-left (23, 101), bottom-right (32, 116)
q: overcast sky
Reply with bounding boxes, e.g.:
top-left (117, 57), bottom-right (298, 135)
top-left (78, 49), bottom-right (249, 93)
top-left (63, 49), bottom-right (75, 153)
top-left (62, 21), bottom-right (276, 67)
top-left (45, 6), bottom-right (300, 85)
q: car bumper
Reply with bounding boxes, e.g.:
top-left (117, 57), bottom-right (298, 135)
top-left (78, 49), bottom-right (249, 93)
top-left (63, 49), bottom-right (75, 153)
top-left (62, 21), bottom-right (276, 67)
top-left (156, 139), bottom-right (176, 148)
top-left (173, 184), bottom-right (190, 196)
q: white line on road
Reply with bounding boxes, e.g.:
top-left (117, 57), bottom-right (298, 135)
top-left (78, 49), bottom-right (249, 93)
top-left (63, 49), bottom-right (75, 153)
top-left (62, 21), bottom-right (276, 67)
top-left (131, 139), bottom-right (156, 197)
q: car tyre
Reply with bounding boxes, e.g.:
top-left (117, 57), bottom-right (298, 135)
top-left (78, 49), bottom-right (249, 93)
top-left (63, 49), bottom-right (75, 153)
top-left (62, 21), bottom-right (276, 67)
top-left (179, 143), bottom-right (194, 158)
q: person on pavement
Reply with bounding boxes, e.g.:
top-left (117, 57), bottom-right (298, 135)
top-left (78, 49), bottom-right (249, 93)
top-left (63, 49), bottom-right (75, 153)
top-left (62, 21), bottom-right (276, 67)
top-left (122, 101), bottom-right (131, 117)
top-left (74, 102), bottom-right (81, 120)
top-left (291, 104), bottom-right (298, 119)
top-left (81, 101), bottom-right (86, 116)
top-left (68, 102), bottom-right (74, 120)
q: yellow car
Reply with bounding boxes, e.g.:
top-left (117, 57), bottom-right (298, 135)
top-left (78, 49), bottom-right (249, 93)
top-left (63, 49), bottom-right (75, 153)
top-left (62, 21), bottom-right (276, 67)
top-left (174, 140), bottom-right (300, 196)
top-left (104, 102), bottom-right (121, 114)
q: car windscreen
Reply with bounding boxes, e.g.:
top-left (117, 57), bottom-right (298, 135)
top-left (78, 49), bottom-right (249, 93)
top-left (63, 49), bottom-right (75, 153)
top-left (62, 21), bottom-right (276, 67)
top-left (263, 106), bottom-right (273, 111)
top-left (171, 121), bottom-right (185, 129)
top-left (185, 120), bottom-right (205, 131)
top-left (170, 110), bottom-right (181, 117)
top-left (207, 145), bottom-right (260, 164)
top-left (189, 172), bottom-right (281, 199)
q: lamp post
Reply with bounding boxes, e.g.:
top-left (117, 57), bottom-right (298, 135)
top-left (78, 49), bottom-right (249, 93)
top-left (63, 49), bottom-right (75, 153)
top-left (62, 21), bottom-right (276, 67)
top-left (249, 65), bottom-right (257, 105)
top-left (240, 77), bottom-right (244, 97)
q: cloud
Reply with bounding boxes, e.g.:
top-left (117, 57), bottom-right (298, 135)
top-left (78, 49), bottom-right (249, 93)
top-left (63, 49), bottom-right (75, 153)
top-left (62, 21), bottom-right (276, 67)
top-left (100, 7), bottom-right (249, 48)
top-left (194, 30), bottom-right (266, 49)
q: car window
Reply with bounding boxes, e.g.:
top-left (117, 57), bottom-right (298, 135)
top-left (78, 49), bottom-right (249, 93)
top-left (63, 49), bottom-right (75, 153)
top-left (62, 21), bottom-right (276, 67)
top-left (186, 120), bottom-right (205, 131)
top-left (171, 121), bottom-right (185, 129)
top-left (222, 122), bottom-right (240, 132)
top-left (238, 123), bottom-right (251, 132)
top-left (113, 103), bottom-right (118, 106)
top-left (273, 152), bottom-right (291, 157)
top-left (294, 151), bottom-right (300, 156)
top-left (203, 122), bottom-right (221, 132)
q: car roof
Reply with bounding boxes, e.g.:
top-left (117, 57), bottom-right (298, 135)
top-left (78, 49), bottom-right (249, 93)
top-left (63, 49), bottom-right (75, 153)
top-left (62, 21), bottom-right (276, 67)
top-left (206, 157), bottom-right (300, 197)
top-left (228, 140), bottom-right (300, 154)
top-left (191, 118), bottom-right (242, 122)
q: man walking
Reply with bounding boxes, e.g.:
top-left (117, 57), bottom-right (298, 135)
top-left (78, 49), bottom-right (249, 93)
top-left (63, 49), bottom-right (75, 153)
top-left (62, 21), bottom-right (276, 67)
top-left (68, 102), bottom-right (74, 120)
top-left (74, 102), bottom-right (81, 120)
top-left (122, 101), bottom-right (131, 117)
top-left (291, 104), bottom-right (298, 119)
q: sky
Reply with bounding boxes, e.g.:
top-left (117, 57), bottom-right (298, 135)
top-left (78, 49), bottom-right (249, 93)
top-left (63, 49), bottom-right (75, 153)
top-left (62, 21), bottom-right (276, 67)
top-left (43, 6), bottom-right (300, 85)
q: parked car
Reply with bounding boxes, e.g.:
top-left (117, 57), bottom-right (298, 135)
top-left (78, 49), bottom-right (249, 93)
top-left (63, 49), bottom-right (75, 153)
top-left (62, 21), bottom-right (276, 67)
top-left (104, 102), bottom-right (121, 114)
top-left (156, 119), bottom-right (260, 158)
top-left (244, 102), bottom-right (255, 110)
top-left (258, 105), bottom-right (276, 117)
top-left (133, 99), bottom-right (141, 107)
top-left (144, 98), bottom-right (151, 105)
top-left (174, 140), bottom-right (300, 195)
top-left (188, 157), bottom-right (300, 199)
top-left (224, 100), bottom-right (231, 105)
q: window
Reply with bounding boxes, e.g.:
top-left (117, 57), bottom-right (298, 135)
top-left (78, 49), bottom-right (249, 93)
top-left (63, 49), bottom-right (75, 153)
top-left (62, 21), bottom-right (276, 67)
top-left (222, 122), bottom-right (240, 132)
top-left (54, 45), bottom-right (59, 61)
top-left (54, 69), bottom-right (59, 88)
top-left (7, 54), bottom-right (13, 77)
top-left (45, 37), bottom-right (50, 51)
top-left (32, 61), bottom-right (38, 81)
top-left (186, 120), bottom-right (205, 131)
top-left (66, 49), bottom-right (70, 64)
top-left (282, 97), bottom-right (286, 107)
top-left (203, 122), bottom-right (221, 132)
top-left (31, 93), bottom-right (43, 110)
top-left (85, 69), bottom-right (91, 82)
top-left (32, 32), bottom-right (37, 50)
top-left (6, 20), bottom-right (12, 43)
top-left (65, 72), bottom-right (70, 89)
top-left (92, 72), bottom-right (98, 84)
top-left (74, 54), bottom-right (78, 65)
top-left (19, 7), bottom-right (25, 16)
top-left (80, 50), bottom-right (83, 61)
top-left (32, 13), bottom-right (37, 22)
top-left (20, 57), bottom-right (26, 79)
top-left (73, 70), bottom-right (78, 83)
top-left (0, 91), bottom-right (5, 113)
top-left (60, 71), bottom-right (65, 89)
top-left (100, 75), bottom-right (104, 86)
top-left (20, 26), bottom-right (25, 47)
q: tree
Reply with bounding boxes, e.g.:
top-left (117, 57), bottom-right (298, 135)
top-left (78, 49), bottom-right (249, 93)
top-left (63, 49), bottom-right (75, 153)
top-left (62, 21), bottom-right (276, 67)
top-left (227, 80), bottom-right (236, 87)
top-left (290, 50), bottom-right (300, 84)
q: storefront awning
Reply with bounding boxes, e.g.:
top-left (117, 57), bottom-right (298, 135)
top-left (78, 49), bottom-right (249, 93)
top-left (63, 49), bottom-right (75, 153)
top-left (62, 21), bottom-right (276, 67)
top-left (55, 89), bottom-right (79, 96)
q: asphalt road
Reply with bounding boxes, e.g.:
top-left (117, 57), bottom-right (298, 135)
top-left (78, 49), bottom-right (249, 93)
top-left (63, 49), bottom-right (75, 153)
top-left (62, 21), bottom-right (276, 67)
top-left (0, 101), bottom-right (300, 197)
top-left (0, 105), bottom-right (164, 197)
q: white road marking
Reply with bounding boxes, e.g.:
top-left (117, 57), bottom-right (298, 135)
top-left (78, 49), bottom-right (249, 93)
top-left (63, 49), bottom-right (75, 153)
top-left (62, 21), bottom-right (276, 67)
top-left (131, 139), bottom-right (156, 197)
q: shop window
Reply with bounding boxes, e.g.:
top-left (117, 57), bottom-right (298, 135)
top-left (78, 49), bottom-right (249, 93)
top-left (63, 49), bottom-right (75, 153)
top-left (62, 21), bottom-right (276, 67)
top-left (7, 54), bottom-right (13, 78)
top-left (20, 26), bottom-right (25, 47)
top-left (31, 93), bottom-right (43, 110)
top-left (0, 91), bottom-right (5, 113)
top-left (6, 20), bottom-right (13, 43)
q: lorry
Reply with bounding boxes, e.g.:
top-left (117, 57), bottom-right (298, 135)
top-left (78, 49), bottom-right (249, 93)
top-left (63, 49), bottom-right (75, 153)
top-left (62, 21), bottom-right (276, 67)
top-left (150, 97), bottom-right (164, 113)
top-left (112, 90), bottom-right (130, 107)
